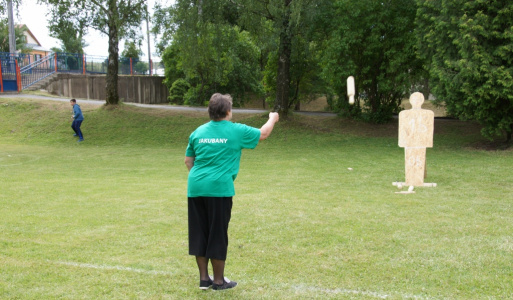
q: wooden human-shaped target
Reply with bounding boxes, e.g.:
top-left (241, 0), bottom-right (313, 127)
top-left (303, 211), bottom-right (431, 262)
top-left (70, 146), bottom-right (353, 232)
top-left (398, 92), bottom-right (435, 187)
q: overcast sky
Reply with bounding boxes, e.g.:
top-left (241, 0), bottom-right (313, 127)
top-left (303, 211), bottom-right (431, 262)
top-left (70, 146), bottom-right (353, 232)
top-left (16, 0), bottom-right (172, 61)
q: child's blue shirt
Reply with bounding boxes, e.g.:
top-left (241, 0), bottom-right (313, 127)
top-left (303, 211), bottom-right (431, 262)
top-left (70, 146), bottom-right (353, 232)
top-left (73, 104), bottom-right (84, 121)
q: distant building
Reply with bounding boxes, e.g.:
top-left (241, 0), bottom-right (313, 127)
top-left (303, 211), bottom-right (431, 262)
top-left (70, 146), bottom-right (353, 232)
top-left (17, 24), bottom-right (51, 61)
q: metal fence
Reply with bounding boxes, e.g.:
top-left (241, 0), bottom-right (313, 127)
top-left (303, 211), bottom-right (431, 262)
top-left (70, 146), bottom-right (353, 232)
top-left (55, 53), bottom-right (84, 73)
top-left (19, 55), bottom-right (55, 90)
top-left (0, 55), bottom-right (16, 81)
top-left (0, 53), bottom-right (30, 91)
top-left (0, 53), bottom-right (32, 68)
top-left (119, 57), bottom-right (148, 75)
top-left (1, 52), bottom-right (152, 91)
top-left (84, 55), bottom-right (108, 74)
top-left (87, 56), bottom-right (148, 75)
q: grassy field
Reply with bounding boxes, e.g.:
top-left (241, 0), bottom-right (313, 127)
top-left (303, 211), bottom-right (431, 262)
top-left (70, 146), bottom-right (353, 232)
top-left (0, 96), bottom-right (512, 299)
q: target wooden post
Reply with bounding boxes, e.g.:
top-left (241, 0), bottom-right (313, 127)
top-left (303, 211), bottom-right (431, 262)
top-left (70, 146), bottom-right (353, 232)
top-left (347, 76), bottom-right (355, 104)
top-left (397, 92), bottom-right (436, 187)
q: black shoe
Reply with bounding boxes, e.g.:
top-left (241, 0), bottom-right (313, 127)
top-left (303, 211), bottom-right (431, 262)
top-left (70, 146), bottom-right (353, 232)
top-left (199, 276), bottom-right (213, 290)
top-left (212, 278), bottom-right (237, 291)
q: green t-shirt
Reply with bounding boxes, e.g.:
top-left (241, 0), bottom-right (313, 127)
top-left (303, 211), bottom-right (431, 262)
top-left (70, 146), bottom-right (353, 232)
top-left (185, 120), bottom-right (261, 197)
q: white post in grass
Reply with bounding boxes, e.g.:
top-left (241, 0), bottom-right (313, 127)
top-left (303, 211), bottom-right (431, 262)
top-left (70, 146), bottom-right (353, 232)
top-left (347, 76), bottom-right (355, 105)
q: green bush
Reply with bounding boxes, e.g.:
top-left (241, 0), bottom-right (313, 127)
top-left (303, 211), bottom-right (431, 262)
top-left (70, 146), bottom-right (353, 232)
top-left (134, 61), bottom-right (149, 75)
top-left (184, 84), bottom-right (211, 106)
top-left (168, 79), bottom-right (190, 105)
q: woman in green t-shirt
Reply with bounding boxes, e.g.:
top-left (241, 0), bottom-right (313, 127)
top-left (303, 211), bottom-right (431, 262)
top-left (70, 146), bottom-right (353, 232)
top-left (185, 93), bottom-right (279, 290)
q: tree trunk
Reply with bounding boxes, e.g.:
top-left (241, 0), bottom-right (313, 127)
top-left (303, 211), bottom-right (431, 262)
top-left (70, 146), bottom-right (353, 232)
top-left (274, 0), bottom-right (292, 116)
top-left (369, 79), bottom-right (379, 114)
top-left (507, 123), bottom-right (512, 143)
top-left (106, 1), bottom-right (119, 105)
top-left (422, 78), bottom-right (430, 101)
top-left (198, 0), bottom-right (203, 17)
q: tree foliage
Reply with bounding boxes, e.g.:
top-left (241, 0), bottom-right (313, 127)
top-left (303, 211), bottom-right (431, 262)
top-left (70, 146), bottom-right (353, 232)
top-left (416, 0), bottom-right (513, 142)
top-left (155, 0), bottom-right (421, 121)
top-left (215, 0), bottom-right (326, 115)
top-left (321, 0), bottom-right (424, 123)
top-left (42, 0), bottom-right (147, 105)
top-left (0, 19), bottom-right (28, 52)
top-left (47, 5), bottom-right (88, 54)
top-left (0, 0), bottom-right (27, 53)
top-left (246, 0), bottom-right (328, 113)
top-left (120, 41), bottom-right (148, 74)
top-left (155, 0), bottom-right (262, 107)
top-left (154, 0), bottom-right (513, 137)
top-left (0, 0), bottom-right (21, 16)
top-left (155, 0), bottom-right (326, 115)
top-left (133, 61), bottom-right (148, 74)
top-left (121, 40), bottom-right (143, 59)
top-left (159, 42), bottom-right (184, 90)
top-left (168, 78), bottom-right (190, 105)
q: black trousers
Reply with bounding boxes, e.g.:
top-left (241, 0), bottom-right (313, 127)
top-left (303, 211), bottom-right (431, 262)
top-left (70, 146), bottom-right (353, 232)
top-left (188, 197), bottom-right (233, 260)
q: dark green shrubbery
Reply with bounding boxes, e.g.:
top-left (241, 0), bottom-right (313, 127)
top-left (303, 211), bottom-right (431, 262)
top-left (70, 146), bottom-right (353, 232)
top-left (168, 79), bottom-right (190, 105)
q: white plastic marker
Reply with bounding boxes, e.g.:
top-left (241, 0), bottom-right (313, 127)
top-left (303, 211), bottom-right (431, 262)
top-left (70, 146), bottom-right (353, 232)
top-left (347, 76), bottom-right (355, 105)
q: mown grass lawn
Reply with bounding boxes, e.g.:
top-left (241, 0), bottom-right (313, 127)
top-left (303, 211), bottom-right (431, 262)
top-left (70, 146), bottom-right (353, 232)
top-left (0, 96), bottom-right (512, 299)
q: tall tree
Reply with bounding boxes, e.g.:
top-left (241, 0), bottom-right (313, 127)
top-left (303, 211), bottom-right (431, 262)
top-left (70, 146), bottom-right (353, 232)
top-left (42, 0), bottom-right (146, 105)
top-left (234, 0), bottom-right (324, 116)
top-left (155, 0), bottom-right (325, 115)
top-left (274, 0), bottom-right (292, 114)
top-left (121, 40), bottom-right (143, 59)
top-left (321, 0), bottom-right (424, 123)
top-left (47, 5), bottom-right (88, 54)
top-left (416, 0), bottom-right (513, 142)
top-left (248, 0), bottom-right (328, 113)
top-left (121, 40), bottom-right (148, 74)
top-left (154, 0), bottom-right (262, 106)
